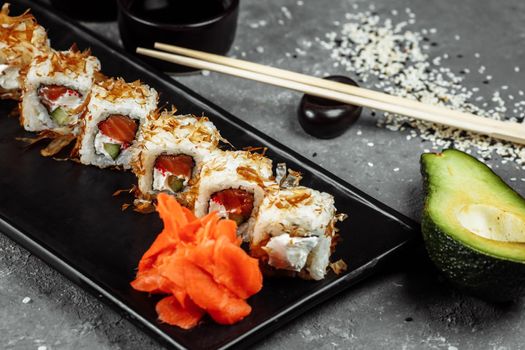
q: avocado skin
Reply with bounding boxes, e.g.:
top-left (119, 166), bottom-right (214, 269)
top-left (420, 149), bottom-right (525, 302)
top-left (422, 211), bottom-right (525, 302)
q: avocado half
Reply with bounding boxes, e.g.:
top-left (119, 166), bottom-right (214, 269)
top-left (421, 149), bottom-right (525, 301)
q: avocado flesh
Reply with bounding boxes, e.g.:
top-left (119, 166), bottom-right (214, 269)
top-left (421, 149), bottom-right (525, 301)
top-left (167, 176), bottom-right (184, 193)
top-left (50, 107), bottom-right (69, 126)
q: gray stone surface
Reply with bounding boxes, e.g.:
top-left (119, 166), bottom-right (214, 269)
top-left (2, 0), bottom-right (525, 349)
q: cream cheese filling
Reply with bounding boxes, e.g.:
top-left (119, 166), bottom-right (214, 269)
top-left (263, 234), bottom-right (319, 271)
top-left (152, 167), bottom-right (189, 193)
top-left (94, 131), bottom-right (122, 160)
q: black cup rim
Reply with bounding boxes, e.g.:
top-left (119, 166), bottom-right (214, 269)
top-left (117, 0), bottom-right (240, 30)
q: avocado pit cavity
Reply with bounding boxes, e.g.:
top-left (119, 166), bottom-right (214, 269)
top-left (456, 204), bottom-right (525, 243)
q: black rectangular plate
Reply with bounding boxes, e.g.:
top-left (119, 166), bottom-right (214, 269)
top-left (0, 1), bottom-right (419, 349)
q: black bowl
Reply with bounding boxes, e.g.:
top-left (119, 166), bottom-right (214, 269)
top-left (117, 0), bottom-right (239, 73)
top-left (50, 0), bottom-right (117, 22)
top-left (298, 75), bottom-right (363, 139)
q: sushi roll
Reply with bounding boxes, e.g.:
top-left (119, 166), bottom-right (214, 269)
top-left (0, 4), bottom-right (50, 100)
top-left (76, 78), bottom-right (158, 169)
top-left (250, 186), bottom-right (340, 280)
top-left (20, 48), bottom-right (101, 134)
top-left (132, 109), bottom-right (222, 208)
top-left (194, 150), bottom-right (274, 237)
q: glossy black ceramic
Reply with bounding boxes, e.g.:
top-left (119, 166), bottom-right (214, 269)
top-left (117, 0), bottom-right (239, 73)
top-left (0, 1), bottom-right (419, 349)
top-left (50, 0), bottom-right (117, 21)
top-left (298, 75), bottom-right (362, 139)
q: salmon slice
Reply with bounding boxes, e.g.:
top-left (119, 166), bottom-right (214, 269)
top-left (210, 189), bottom-right (254, 224)
top-left (155, 154), bottom-right (194, 178)
top-left (213, 235), bottom-right (263, 299)
top-left (156, 296), bottom-right (204, 330)
top-left (182, 260), bottom-right (252, 325)
top-left (97, 114), bottom-right (138, 144)
top-left (37, 84), bottom-right (82, 112)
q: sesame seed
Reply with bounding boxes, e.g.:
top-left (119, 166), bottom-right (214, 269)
top-left (315, 7), bottom-right (525, 170)
top-left (368, 162), bottom-right (374, 167)
top-left (22, 297), bottom-right (31, 304)
top-left (393, 167), bottom-right (400, 172)
top-left (281, 6), bottom-right (292, 20)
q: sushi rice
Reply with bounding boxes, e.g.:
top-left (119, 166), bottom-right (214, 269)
top-left (20, 48), bottom-right (100, 134)
top-left (251, 186), bottom-right (339, 280)
top-left (194, 150), bottom-right (274, 238)
top-left (132, 109), bottom-right (222, 208)
top-left (0, 3), bottom-right (347, 282)
top-left (0, 3), bottom-right (50, 100)
top-left (76, 78), bottom-right (158, 169)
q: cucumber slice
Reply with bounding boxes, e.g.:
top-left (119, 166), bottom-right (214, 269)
top-left (50, 107), bottom-right (69, 126)
top-left (103, 143), bottom-right (121, 160)
top-left (228, 213), bottom-right (245, 226)
top-left (167, 176), bottom-right (184, 193)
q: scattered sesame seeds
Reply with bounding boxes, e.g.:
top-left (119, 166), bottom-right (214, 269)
top-left (249, 19), bottom-right (268, 29)
top-left (314, 6), bottom-right (525, 169)
top-left (281, 6), bottom-right (292, 20)
top-left (22, 296), bottom-right (31, 304)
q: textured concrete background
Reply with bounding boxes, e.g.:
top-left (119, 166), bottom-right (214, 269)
top-left (2, 0), bottom-right (525, 349)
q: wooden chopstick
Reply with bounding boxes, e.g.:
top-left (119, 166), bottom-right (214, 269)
top-left (154, 43), bottom-right (525, 141)
top-left (154, 43), bottom-right (458, 117)
top-left (136, 46), bottom-right (525, 145)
